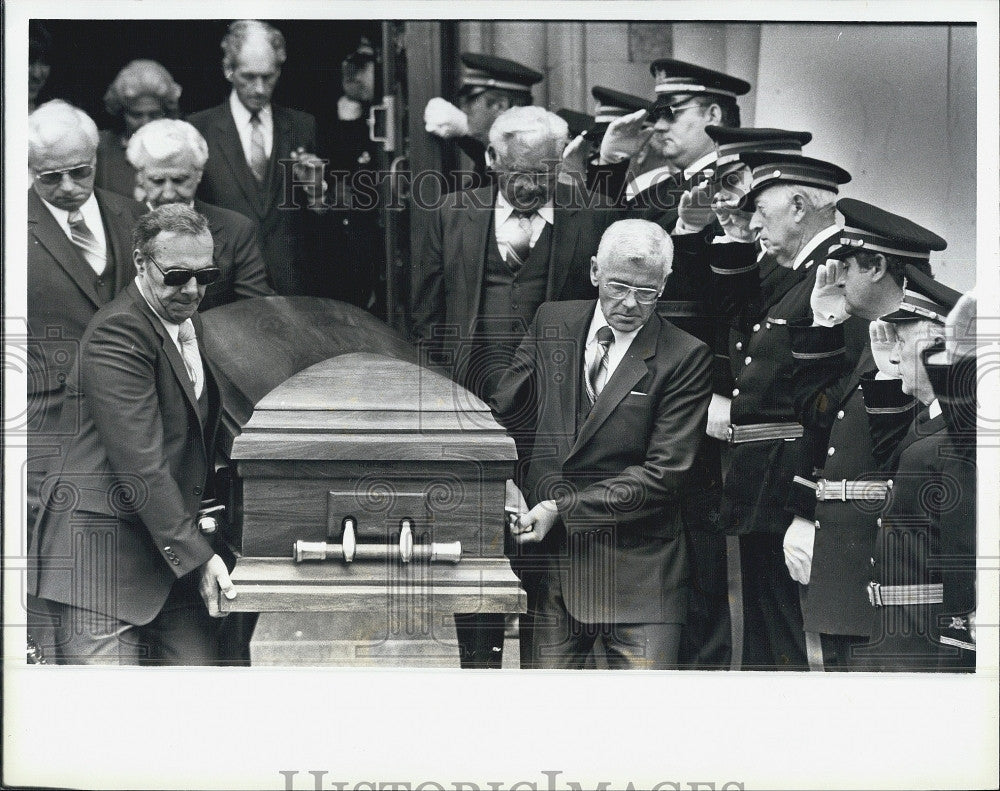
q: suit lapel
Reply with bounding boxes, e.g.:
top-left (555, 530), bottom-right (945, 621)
top-left (267, 106), bottom-right (293, 209)
top-left (546, 183), bottom-right (582, 300)
top-left (556, 304), bottom-right (593, 450)
top-left (568, 311), bottom-right (658, 460)
top-left (212, 104), bottom-right (265, 218)
top-left (28, 189), bottom-right (102, 308)
top-left (461, 188), bottom-right (493, 335)
top-left (130, 283), bottom-right (205, 430)
top-left (94, 190), bottom-right (135, 295)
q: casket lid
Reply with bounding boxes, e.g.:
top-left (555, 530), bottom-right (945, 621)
top-left (231, 353), bottom-right (516, 462)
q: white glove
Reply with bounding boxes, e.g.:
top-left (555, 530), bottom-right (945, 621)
top-left (869, 319), bottom-right (900, 379)
top-left (811, 260), bottom-right (849, 326)
top-left (783, 516), bottom-right (816, 585)
top-left (598, 108), bottom-right (651, 165)
top-left (706, 394), bottom-right (732, 441)
top-left (424, 97), bottom-right (469, 138)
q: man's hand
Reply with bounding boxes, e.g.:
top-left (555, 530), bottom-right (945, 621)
top-left (198, 553), bottom-right (236, 618)
top-left (676, 178), bottom-right (716, 232)
top-left (783, 516), bottom-right (816, 585)
top-left (811, 259), bottom-right (848, 326)
top-left (559, 133), bottom-right (588, 185)
top-left (290, 147), bottom-right (327, 209)
top-left (512, 500), bottom-right (559, 545)
top-left (424, 97), bottom-right (469, 138)
top-left (598, 109), bottom-right (652, 165)
top-left (706, 393), bottom-right (732, 441)
top-left (712, 193), bottom-right (756, 242)
top-left (870, 319), bottom-right (900, 379)
top-left (945, 291), bottom-right (977, 363)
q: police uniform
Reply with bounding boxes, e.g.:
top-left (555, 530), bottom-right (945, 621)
top-left (604, 60), bottom-right (751, 231)
top-left (450, 53), bottom-right (543, 192)
top-left (855, 270), bottom-right (973, 671)
top-left (786, 200), bottom-right (945, 669)
top-left (720, 154), bottom-right (862, 670)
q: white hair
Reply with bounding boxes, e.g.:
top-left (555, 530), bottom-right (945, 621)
top-left (222, 19), bottom-right (286, 71)
top-left (596, 219), bottom-right (674, 280)
top-left (126, 118), bottom-right (209, 171)
top-left (767, 182), bottom-right (837, 213)
top-left (488, 106), bottom-right (569, 162)
top-left (28, 100), bottom-right (99, 162)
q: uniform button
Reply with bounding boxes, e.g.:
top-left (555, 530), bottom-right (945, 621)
top-left (766, 322), bottom-right (772, 330)
top-left (876, 518), bottom-right (882, 528)
top-left (814, 520), bottom-right (821, 529)
top-left (827, 447), bottom-right (835, 456)
top-left (171, 558), bottom-right (181, 565)
top-left (193, 485), bottom-right (203, 495)
top-left (744, 356), bottom-right (752, 365)
top-left (732, 388), bottom-right (739, 397)
top-left (886, 479), bottom-right (894, 489)
top-left (735, 342), bottom-right (743, 351)
top-left (752, 323), bottom-right (760, 332)
top-left (836, 410), bottom-right (845, 419)
top-left (163, 545), bottom-right (171, 552)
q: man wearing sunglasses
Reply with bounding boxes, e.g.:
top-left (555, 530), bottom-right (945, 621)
top-left (491, 219), bottom-right (713, 668)
top-left (30, 204), bottom-right (236, 665)
top-left (27, 100), bottom-right (143, 528)
top-left (595, 59), bottom-right (750, 233)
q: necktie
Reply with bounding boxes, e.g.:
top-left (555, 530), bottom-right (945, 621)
top-left (177, 319), bottom-right (205, 399)
top-left (249, 112), bottom-right (268, 183)
top-left (504, 210), bottom-right (533, 267)
top-left (586, 326), bottom-right (615, 404)
top-left (67, 210), bottom-right (106, 274)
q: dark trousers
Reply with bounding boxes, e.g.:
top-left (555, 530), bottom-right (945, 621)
top-left (530, 570), bottom-right (682, 669)
top-left (738, 532), bottom-right (808, 670)
top-left (33, 576), bottom-right (219, 666)
top-left (678, 529), bottom-right (732, 669)
top-left (453, 613), bottom-right (506, 669)
top-left (818, 632), bottom-right (869, 671)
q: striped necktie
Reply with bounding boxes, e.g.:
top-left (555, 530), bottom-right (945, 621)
top-left (586, 326), bottom-right (615, 404)
top-left (67, 210), bottom-right (106, 274)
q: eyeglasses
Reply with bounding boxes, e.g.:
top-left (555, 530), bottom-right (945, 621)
top-left (603, 281), bottom-right (661, 304)
top-left (32, 164), bottom-right (95, 186)
top-left (145, 255), bottom-right (221, 287)
top-left (649, 101), bottom-right (704, 124)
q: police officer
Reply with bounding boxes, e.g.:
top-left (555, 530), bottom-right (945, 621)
top-left (855, 270), bottom-right (971, 671)
top-left (782, 199), bottom-right (945, 669)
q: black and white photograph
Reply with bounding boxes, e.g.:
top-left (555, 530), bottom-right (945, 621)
top-left (3, 1), bottom-right (998, 789)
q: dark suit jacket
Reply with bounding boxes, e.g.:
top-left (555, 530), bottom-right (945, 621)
top-left (410, 183), bottom-right (616, 384)
top-left (188, 102), bottom-right (318, 296)
top-left (30, 282), bottom-right (221, 626)
top-left (134, 199), bottom-right (275, 311)
top-left (27, 187), bottom-right (142, 500)
top-left (491, 301), bottom-right (713, 624)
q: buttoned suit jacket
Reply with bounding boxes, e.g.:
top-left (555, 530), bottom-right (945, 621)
top-left (133, 199), bottom-right (276, 311)
top-left (410, 183), bottom-right (616, 386)
top-left (491, 300), bottom-right (713, 624)
top-left (30, 281), bottom-right (221, 626)
top-left (188, 102), bottom-right (318, 296)
top-left (27, 187), bottom-right (142, 498)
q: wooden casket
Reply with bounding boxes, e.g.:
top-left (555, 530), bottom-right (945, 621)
top-left (200, 298), bottom-right (525, 666)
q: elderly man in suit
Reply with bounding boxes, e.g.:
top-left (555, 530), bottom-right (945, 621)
top-left (188, 19), bottom-right (322, 296)
top-left (491, 219), bottom-right (713, 668)
top-left (411, 105), bottom-right (616, 403)
top-left (26, 100), bottom-right (143, 523)
top-left (30, 205), bottom-right (236, 665)
top-left (126, 118), bottom-right (275, 310)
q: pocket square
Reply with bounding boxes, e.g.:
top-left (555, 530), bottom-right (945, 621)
top-left (628, 390), bottom-right (648, 396)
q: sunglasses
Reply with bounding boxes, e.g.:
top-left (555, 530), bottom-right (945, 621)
top-left (604, 280), bottom-right (661, 304)
top-left (648, 101), bottom-right (704, 124)
top-left (33, 164), bottom-right (95, 186)
top-left (145, 255), bottom-right (221, 287)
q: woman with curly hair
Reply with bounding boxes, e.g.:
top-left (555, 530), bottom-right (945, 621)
top-left (95, 59), bottom-right (182, 199)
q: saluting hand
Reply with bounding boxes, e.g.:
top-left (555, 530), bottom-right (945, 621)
top-left (559, 133), bottom-right (589, 186)
top-left (512, 500), bottom-right (559, 544)
top-left (677, 177), bottom-right (716, 232)
top-left (945, 290), bottom-right (977, 363)
top-left (712, 192), bottom-right (755, 242)
top-left (598, 109), bottom-right (652, 165)
top-left (811, 259), bottom-right (848, 326)
top-left (869, 319), bottom-right (900, 379)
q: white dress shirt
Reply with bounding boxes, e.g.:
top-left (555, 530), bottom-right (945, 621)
top-left (494, 192), bottom-right (554, 262)
top-left (135, 277), bottom-right (204, 398)
top-left (40, 192), bottom-right (109, 275)
top-left (584, 301), bottom-right (641, 388)
top-left (230, 91), bottom-right (274, 164)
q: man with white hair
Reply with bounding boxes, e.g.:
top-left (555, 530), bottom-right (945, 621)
top-left (27, 99), bottom-right (143, 522)
top-left (188, 19), bottom-right (322, 295)
top-left (720, 152), bottom-right (868, 670)
top-left (491, 219), bottom-right (713, 668)
top-left (411, 105), bottom-right (615, 668)
top-left (127, 118), bottom-right (274, 310)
